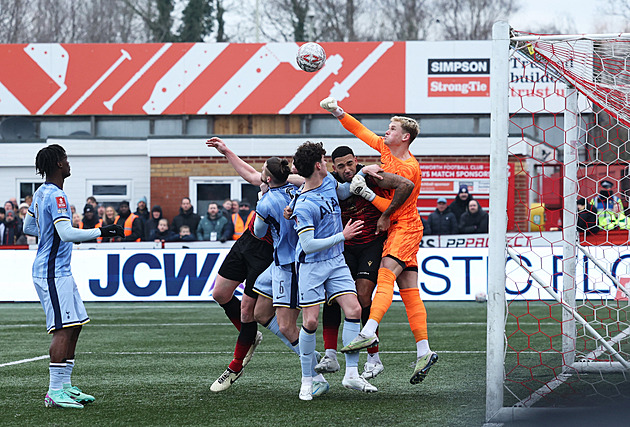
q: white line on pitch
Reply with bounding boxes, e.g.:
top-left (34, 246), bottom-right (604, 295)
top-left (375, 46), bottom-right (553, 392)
top-left (1, 321), bottom-right (558, 329)
top-left (78, 350), bottom-right (485, 355)
top-left (0, 355), bottom-right (48, 367)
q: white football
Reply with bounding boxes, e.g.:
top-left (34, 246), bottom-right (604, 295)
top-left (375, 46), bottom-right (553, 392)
top-left (296, 42), bottom-right (326, 72)
top-left (475, 292), bottom-right (487, 303)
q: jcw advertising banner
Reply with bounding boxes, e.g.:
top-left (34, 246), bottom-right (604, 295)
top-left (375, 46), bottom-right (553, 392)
top-left (2, 246), bottom-right (629, 302)
top-left (0, 41), bottom-right (590, 116)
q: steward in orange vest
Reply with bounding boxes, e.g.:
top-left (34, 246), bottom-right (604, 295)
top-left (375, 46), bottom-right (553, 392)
top-left (114, 201), bottom-right (143, 242)
top-left (231, 202), bottom-right (256, 240)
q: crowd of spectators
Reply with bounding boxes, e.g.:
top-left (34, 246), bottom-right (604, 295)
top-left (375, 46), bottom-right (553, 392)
top-left (423, 185), bottom-right (489, 235)
top-left (0, 195), bottom-right (251, 246)
top-left (3, 181), bottom-right (625, 246)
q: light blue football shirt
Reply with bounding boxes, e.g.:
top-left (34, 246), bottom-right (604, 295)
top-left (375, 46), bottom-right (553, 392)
top-left (292, 173), bottom-right (343, 263)
top-left (256, 183), bottom-right (299, 266)
top-left (29, 182), bottom-right (74, 278)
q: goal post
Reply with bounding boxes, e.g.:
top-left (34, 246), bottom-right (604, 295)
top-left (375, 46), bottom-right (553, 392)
top-left (486, 20), bottom-right (510, 420)
top-left (487, 21), bottom-right (630, 423)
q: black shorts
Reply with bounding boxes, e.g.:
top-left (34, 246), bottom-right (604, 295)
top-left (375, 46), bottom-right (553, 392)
top-left (343, 234), bottom-right (386, 284)
top-left (218, 230), bottom-right (274, 298)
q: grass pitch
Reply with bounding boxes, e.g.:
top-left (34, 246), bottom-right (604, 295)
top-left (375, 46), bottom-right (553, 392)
top-left (0, 302), bottom-right (487, 426)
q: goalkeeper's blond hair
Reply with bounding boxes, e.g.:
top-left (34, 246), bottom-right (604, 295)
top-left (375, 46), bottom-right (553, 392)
top-left (391, 116), bottom-right (419, 144)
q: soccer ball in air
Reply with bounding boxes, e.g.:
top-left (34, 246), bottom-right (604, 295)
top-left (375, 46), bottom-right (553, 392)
top-left (296, 42), bottom-right (326, 72)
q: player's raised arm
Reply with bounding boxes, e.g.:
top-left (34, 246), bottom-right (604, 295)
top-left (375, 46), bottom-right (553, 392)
top-left (320, 97), bottom-right (382, 150)
top-left (206, 137), bottom-right (262, 185)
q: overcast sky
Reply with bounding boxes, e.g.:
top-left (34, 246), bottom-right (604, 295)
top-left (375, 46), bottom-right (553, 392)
top-left (507, 0), bottom-right (624, 34)
top-left (217, 0), bottom-right (627, 42)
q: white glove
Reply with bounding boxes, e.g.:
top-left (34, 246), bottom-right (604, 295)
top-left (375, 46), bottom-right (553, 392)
top-left (320, 97), bottom-right (345, 117)
top-left (350, 174), bottom-right (375, 201)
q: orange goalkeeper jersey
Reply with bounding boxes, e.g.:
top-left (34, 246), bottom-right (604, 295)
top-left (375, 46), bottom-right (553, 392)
top-left (340, 113), bottom-right (422, 224)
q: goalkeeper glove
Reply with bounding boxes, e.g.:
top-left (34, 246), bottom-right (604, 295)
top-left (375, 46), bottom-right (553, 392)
top-left (320, 97), bottom-right (345, 117)
top-left (350, 175), bottom-right (376, 202)
top-left (100, 224), bottom-right (124, 238)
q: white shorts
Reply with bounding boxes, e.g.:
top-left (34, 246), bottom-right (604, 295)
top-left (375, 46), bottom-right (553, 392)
top-left (33, 276), bottom-right (90, 333)
top-left (253, 263), bottom-right (299, 309)
top-left (297, 253), bottom-right (357, 308)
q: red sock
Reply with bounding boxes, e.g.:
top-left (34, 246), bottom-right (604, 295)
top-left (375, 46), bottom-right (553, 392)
top-left (322, 302), bottom-right (341, 350)
top-left (228, 321), bottom-right (257, 372)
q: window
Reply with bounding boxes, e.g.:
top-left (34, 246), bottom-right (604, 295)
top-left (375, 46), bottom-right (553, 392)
top-left (95, 118), bottom-right (150, 137)
top-left (86, 180), bottom-right (131, 209)
top-left (18, 181), bottom-right (43, 203)
top-left (189, 177), bottom-right (259, 216)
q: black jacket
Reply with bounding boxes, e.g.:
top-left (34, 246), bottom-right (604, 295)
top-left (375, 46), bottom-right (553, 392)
top-left (448, 195), bottom-right (473, 226)
top-left (578, 206), bottom-right (599, 235)
top-left (153, 228), bottom-right (179, 242)
top-left (458, 205), bottom-right (489, 234)
top-left (427, 209), bottom-right (458, 235)
top-left (144, 205), bottom-right (164, 241)
top-left (171, 207), bottom-right (201, 234)
top-left (1, 219), bottom-right (22, 245)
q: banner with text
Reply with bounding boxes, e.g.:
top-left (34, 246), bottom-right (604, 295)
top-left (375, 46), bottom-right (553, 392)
top-left (2, 245), bottom-right (628, 302)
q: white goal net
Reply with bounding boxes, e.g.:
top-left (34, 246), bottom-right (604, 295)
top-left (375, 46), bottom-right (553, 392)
top-left (487, 21), bottom-right (630, 423)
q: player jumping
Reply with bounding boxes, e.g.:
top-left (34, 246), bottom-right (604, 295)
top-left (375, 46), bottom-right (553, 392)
top-left (321, 98), bottom-right (438, 385)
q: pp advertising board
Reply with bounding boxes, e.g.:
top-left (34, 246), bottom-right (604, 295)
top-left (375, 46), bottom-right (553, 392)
top-left (2, 244), bottom-right (628, 302)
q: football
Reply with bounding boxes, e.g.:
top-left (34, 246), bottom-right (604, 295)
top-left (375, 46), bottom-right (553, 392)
top-left (296, 42), bottom-right (326, 72)
top-left (475, 292), bottom-right (487, 303)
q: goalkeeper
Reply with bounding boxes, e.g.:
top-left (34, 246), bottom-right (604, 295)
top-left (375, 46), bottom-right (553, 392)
top-left (321, 97), bottom-right (438, 385)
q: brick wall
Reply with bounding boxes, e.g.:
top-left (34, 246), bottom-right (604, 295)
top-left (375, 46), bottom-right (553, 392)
top-left (151, 153), bottom-right (527, 231)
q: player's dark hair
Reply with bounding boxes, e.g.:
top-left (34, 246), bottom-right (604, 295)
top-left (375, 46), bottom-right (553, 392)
top-left (293, 141), bottom-right (326, 178)
top-left (331, 146), bottom-right (354, 161)
top-left (266, 157), bottom-right (290, 183)
top-left (35, 144), bottom-right (66, 178)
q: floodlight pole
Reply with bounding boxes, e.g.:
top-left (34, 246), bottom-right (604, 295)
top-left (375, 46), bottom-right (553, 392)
top-left (487, 20), bottom-right (510, 421)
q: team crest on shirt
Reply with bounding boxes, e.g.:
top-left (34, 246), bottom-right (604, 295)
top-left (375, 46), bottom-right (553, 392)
top-left (56, 196), bottom-right (67, 212)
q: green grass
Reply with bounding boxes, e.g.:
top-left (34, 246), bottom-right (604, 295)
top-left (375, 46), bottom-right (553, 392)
top-left (0, 302), bottom-right (488, 426)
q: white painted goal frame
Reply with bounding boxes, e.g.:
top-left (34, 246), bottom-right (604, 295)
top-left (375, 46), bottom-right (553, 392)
top-left (487, 21), bottom-right (630, 423)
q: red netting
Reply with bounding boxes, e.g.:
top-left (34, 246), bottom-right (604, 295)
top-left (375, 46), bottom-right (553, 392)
top-left (501, 30), bottom-right (630, 408)
top-left (512, 30), bottom-right (630, 128)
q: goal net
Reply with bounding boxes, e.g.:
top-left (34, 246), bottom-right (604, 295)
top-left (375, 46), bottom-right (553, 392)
top-left (488, 22), bottom-right (630, 423)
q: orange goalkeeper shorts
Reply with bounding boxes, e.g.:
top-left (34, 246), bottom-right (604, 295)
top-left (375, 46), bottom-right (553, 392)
top-left (382, 219), bottom-right (423, 268)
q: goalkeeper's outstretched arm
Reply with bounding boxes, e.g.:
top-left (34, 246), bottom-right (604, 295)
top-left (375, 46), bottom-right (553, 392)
top-left (320, 97), bottom-right (382, 150)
